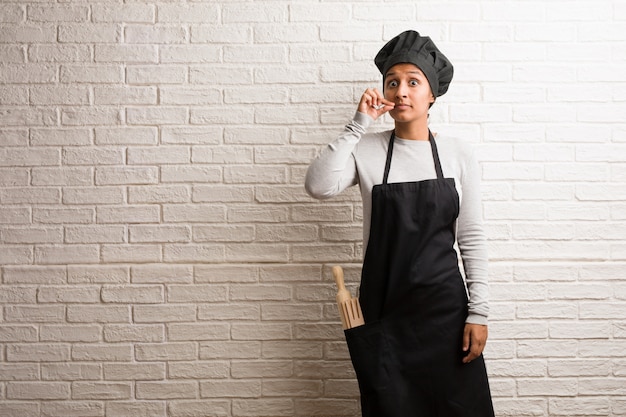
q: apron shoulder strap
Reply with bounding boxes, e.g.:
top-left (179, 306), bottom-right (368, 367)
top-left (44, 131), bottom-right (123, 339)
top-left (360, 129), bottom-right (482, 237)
top-left (382, 130), bottom-right (444, 184)
top-left (382, 131), bottom-right (395, 185)
top-left (429, 130), bottom-right (444, 180)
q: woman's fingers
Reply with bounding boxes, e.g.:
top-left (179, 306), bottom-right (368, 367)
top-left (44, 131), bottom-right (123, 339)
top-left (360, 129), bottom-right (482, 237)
top-left (359, 88), bottom-right (394, 118)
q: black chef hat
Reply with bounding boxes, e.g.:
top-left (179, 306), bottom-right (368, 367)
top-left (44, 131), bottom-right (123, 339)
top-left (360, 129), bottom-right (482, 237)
top-left (374, 30), bottom-right (454, 97)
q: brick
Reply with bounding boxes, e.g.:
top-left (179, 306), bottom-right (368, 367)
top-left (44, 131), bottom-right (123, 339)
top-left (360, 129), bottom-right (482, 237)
top-left (190, 66), bottom-right (253, 85)
top-left (168, 401), bottom-right (229, 417)
top-left (2, 227), bottom-right (62, 244)
top-left (92, 4), bottom-right (154, 23)
top-left (6, 382), bottom-right (70, 400)
top-left (224, 86), bottom-right (287, 105)
top-left (31, 167), bottom-right (92, 187)
top-left (190, 24), bottom-right (250, 44)
top-left (95, 127), bottom-right (157, 145)
top-left (193, 146), bottom-right (253, 164)
top-left (133, 305), bottom-right (196, 323)
top-left (161, 166), bottom-right (221, 184)
top-left (549, 398), bottom-right (610, 416)
top-left (161, 126), bottom-right (221, 145)
top-left (67, 306), bottom-right (130, 323)
top-left (231, 323), bottom-right (291, 341)
top-left (127, 147), bottom-right (190, 164)
top-left (96, 205), bottom-right (159, 224)
top-left (0, 4), bottom-right (24, 22)
top-left (224, 166), bottom-right (286, 184)
top-left (95, 166), bottom-right (158, 186)
top-left (58, 24), bottom-right (121, 43)
top-left (194, 265), bottom-right (258, 284)
top-left (63, 187), bottom-right (124, 205)
top-left (94, 86), bottom-right (157, 105)
top-left (95, 44), bottom-right (157, 63)
top-left (127, 185), bottom-right (190, 204)
top-left (0, 45), bottom-right (25, 63)
top-left (224, 44), bottom-right (286, 64)
top-left (163, 244), bottom-right (224, 263)
top-left (0, 325), bottom-right (38, 342)
top-left (28, 5), bottom-right (88, 22)
top-left (0, 128), bottom-right (28, 146)
top-left (28, 44), bottom-right (91, 63)
top-left (232, 361), bottom-right (293, 379)
top-left (0, 363), bottom-right (39, 381)
top-left (262, 341), bottom-right (323, 360)
top-left (190, 107), bottom-right (254, 125)
top-left (135, 343), bottom-right (197, 361)
top-left (129, 225), bottom-right (191, 243)
top-left (35, 245), bottom-right (100, 265)
top-left (127, 107), bottom-right (188, 125)
top-left (4, 266), bottom-right (66, 285)
top-left (198, 304), bottom-right (260, 321)
top-left (193, 225), bottom-right (254, 243)
top-left (100, 244), bottom-right (161, 264)
top-left (222, 3), bottom-right (287, 23)
top-left (106, 402), bottom-right (166, 417)
top-left (38, 286), bottom-right (100, 303)
top-left (0, 24), bottom-right (55, 43)
top-left (72, 382), bottom-right (131, 400)
top-left (61, 107), bottom-right (123, 126)
top-left (225, 243), bottom-right (289, 262)
top-left (0, 285), bottom-right (37, 303)
top-left (167, 284), bottom-right (227, 303)
top-left (162, 204), bottom-right (226, 223)
top-left (125, 25), bottom-right (187, 44)
top-left (40, 325), bottom-right (100, 343)
top-left (201, 380), bottom-right (261, 398)
top-left (40, 401), bottom-right (105, 417)
top-left (72, 344), bottom-right (132, 362)
top-left (158, 4), bottom-right (218, 23)
top-left (31, 127), bottom-right (91, 145)
top-left (66, 266), bottom-right (127, 285)
top-left (0, 107), bottom-right (57, 127)
top-left (0, 147), bottom-right (60, 167)
top-left (167, 323), bottom-right (230, 341)
top-left (254, 24), bottom-right (317, 43)
top-left (0, 86), bottom-right (28, 105)
top-left (131, 264), bottom-right (193, 284)
top-left (232, 399), bottom-right (293, 417)
top-left (200, 341), bottom-right (260, 360)
top-left (0, 168), bottom-right (28, 187)
top-left (103, 324), bottom-right (164, 343)
top-left (7, 343), bottom-right (70, 362)
top-left (127, 65), bottom-right (186, 85)
top-left (548, 359), bottom-right (610, 377)
top-left (101, 285), bottom-right (163, 304)
top-left (192, 185), bottom-right (254, 204)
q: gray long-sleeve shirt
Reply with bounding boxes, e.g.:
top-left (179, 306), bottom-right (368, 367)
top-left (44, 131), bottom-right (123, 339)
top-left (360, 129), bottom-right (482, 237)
top-left (305, 112), bottom-right (489, 325)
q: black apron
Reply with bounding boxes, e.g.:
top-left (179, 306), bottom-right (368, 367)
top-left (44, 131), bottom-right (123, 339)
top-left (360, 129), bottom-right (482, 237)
top-left (345, 131), bottom-right (495, 417)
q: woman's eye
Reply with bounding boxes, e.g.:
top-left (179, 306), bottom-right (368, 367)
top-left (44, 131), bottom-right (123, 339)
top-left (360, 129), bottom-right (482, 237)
top-left (388, 80), bottom-right (398, 88)
top-left (409, 80), bottom-right (419, 86)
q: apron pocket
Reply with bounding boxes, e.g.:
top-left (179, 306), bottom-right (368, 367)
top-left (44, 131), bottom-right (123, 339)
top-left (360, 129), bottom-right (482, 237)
top-left (344, 320), bottom-right (390, 393)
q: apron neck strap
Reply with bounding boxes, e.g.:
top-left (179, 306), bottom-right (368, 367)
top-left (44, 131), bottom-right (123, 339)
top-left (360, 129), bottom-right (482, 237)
top-left (382, 130), bottom-right (444, 184)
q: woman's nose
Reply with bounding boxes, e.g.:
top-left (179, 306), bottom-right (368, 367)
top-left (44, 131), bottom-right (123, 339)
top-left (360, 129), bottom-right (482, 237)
top-left (396, 83), bottom-right (408, 97)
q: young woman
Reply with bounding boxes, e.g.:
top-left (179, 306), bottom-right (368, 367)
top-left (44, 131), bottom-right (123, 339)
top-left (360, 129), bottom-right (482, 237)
top-left (305, 30), bottom-right (495, 416)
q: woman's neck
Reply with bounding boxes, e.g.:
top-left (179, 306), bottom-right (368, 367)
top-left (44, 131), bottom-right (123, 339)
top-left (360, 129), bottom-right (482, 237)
top-left (393, 121), bottom-right (429, 141)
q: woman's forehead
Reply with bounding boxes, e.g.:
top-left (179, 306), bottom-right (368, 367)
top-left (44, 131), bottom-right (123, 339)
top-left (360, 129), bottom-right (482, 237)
top-left (385, 63), bottom-right (425, 78)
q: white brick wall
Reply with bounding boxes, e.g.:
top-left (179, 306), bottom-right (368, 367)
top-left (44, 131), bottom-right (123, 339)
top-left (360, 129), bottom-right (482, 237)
top-left (0, 1), bottom-right (625, 416)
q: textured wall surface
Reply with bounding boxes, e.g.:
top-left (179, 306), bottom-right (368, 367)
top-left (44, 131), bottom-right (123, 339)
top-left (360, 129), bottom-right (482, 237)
top-left (1, 1), bottom-right (625, 416)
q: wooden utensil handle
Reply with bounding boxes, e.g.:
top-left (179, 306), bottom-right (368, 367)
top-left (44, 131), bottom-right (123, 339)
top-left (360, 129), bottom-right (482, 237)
top-left (332, 265), bottom-right (345, 290)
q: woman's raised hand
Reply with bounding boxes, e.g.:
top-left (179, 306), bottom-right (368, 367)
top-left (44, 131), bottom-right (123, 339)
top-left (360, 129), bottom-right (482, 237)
top-left (358, 88), bottom-right (395, 120)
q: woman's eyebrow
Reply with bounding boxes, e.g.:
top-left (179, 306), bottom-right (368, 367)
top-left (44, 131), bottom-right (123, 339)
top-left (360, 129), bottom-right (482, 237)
top-left (386, 71), bottom-right (424, 77)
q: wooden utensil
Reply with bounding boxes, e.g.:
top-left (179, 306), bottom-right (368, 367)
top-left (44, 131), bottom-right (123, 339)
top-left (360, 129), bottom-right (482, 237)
top-left (332, 266), bottom-right (365, 329)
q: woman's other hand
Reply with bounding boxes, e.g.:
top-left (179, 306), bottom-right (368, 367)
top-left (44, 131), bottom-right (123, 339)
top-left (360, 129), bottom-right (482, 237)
top-left (462, 323), bottom-right (488, 364)
top-left (358, 88), bottom-right (394, 120)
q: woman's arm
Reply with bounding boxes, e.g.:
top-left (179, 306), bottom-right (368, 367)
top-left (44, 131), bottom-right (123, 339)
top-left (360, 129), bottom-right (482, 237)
top-left (305, 89), bottom-right (393, 199)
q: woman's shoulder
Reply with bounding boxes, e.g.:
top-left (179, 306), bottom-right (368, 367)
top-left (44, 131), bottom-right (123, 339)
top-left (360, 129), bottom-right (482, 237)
top-left (434, 132), bottom-right (475, 161)
top-left (355, 128), bottom-right (393, 151)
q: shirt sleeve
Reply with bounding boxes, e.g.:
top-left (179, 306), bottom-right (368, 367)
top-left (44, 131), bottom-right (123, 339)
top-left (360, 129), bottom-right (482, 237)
top-left (304, 112), bottom-right (372, 199)
top-left (457, 146), bottom-right (490, 325)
